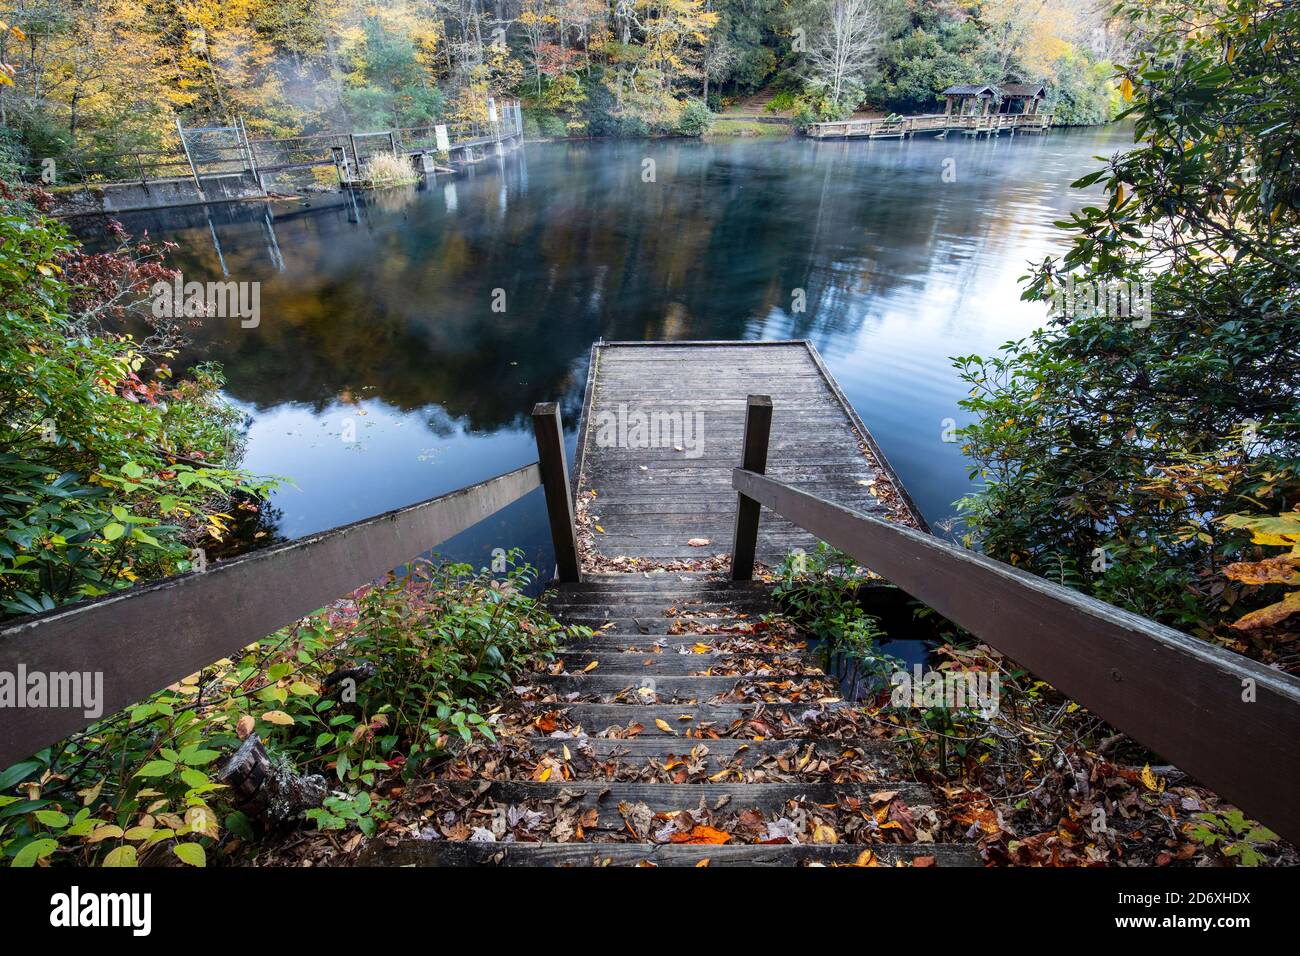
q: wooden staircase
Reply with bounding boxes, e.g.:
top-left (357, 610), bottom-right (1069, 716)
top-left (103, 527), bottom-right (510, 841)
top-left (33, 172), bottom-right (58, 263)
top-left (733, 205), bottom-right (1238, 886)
top-left (364, 572), bottom-right (980, 866)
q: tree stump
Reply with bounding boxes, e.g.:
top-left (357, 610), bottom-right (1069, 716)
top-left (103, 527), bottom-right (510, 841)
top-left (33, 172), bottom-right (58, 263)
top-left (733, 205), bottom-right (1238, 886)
top-left (217, 734), bottom-right (328, 825)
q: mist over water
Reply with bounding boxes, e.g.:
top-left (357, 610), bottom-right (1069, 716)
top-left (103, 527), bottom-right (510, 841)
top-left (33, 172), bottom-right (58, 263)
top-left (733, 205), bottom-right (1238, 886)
top-left (82, 126), bottom-right (1133, 573)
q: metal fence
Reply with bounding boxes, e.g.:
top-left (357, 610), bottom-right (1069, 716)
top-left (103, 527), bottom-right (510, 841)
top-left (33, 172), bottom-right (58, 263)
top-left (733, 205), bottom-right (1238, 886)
top-left (24, 100), bottom-right (526, 190)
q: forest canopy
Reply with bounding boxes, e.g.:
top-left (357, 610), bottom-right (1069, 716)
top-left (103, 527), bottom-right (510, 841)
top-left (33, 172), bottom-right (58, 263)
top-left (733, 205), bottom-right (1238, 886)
top-left (0, 0), bottom-right (1120, 170)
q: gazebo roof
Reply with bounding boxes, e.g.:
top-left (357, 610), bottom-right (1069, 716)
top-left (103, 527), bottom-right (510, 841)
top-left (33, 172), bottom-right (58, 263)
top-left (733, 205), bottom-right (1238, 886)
top-left (941, 84), bottom-right (999, 97)
top-left (999, 82), bottom-right (1047, 98)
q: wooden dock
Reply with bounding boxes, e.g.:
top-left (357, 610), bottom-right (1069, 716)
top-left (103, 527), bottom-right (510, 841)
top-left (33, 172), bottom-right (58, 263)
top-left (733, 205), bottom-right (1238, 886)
top-left (8, 326), bottom-right (1300, 865)
top-left (806, 112), bottom-right (1053, 140)
top-left (571, 340), bottom-right (923, 567)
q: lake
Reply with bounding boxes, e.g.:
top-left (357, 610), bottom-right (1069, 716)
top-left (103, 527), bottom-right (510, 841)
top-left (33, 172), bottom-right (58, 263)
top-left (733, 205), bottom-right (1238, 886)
top-left (84, 125), bottom-right (1132, 576)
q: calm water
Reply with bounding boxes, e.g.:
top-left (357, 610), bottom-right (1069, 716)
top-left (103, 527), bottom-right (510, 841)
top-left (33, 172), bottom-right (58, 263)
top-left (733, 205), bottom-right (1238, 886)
top-left (85, 127), bottom-right (1132, 574)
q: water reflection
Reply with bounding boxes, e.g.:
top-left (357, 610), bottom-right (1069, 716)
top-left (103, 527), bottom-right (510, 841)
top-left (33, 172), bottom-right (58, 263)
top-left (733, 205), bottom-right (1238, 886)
top-left (80, 126), bottom-right (1132, 571)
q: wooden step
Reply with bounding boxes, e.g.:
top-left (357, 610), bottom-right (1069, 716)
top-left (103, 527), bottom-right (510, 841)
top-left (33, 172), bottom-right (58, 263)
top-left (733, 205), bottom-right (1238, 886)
top-left (528, 674), bottom-right (833, 696)
top-left (490, 735), bottom-right (899, 764)
top-left (548, 578), bottom-right (767, 596)
top-left (515, 701), bottom-right (845, 734)
top-left (361, 840), bottom-right (980, 867)
top-left (570, 572), bottom-right (741, 584)
top-left (543, 650), bottom-right (819, 675)
top-left (558, 621), bottom-right (772, 637)
top-left (545, 602), bottom-right (773, 619)
top-left (428, 779), bottom-right (936, 819)
top-left (557, 638), bottom-right (797, 655)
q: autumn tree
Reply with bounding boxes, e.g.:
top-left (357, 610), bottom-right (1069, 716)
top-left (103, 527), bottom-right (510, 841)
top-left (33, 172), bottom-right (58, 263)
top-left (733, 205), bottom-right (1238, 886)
top-left (803, 0), bottom-right (886, 109)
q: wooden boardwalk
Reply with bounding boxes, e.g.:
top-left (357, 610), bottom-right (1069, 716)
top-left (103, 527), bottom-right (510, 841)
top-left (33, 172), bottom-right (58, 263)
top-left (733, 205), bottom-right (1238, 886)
top-left (806, 112), bottom-right (1052, 139)
top-left (572, 340), bottom-right (923, 567)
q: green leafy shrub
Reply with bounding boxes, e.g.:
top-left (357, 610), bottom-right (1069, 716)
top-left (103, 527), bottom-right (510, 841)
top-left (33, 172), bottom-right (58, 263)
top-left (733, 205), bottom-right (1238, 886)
top-left (955, 0), bottom-right (1300, 648)
top-left (1186, 810), bottom-right (1280, 867)
top-left (676, 99), bottom-right (714, 136)
top-left (773, 543), bottom-right (886, 670)
top-left (538, 113), bottom-right (569, 138)
top-left (0, 204), bottom-right (277, 617)
top-left (765, 90), bottom-right (802, 113)
top-left (0, 554), bottom-right (572, 866)
top-left (539, 74), bottom-right (589, 134)
top-left (1047, 48), bottom-right (1120, 126)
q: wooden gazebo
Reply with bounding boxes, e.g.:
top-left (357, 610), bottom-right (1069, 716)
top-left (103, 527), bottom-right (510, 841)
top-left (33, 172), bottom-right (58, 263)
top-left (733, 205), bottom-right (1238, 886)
top-left (941, 84), bottom-right (1000, 118)
top-left (997, 82), bottom-right (1047, 114)
top-left (941, 82), bottom-right (1048, 117)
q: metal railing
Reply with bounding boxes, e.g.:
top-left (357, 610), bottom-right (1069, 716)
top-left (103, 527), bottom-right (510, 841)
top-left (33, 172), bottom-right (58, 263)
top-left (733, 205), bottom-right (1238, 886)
top-left (24, 101), bottom-right (527, 189)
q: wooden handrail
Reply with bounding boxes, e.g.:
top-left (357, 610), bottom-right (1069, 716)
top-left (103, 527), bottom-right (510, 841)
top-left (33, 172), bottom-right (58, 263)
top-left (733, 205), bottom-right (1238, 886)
top-left (730, 395), bottom-right (772, 581)
top-left (532, 403), bottom-right (580, 583)
top-left (732, 467), bottom-right (1300, 843)
top-left (0, 462), bottom-right (543, 768)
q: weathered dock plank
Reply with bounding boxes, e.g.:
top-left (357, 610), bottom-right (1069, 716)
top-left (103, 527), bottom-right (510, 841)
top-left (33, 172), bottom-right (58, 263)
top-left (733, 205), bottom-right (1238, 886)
top-left (572, 340), bottom-right (922, 566)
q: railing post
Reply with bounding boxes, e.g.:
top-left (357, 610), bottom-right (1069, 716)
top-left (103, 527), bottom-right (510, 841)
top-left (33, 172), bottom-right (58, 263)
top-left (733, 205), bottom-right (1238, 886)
top-left (531, 403), bottom-right (581, 583)
top-left (730, 395), bottom-right (773, 581)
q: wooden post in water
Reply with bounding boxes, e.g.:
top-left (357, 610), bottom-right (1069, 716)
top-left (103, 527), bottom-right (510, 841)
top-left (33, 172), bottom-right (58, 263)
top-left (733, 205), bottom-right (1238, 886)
top-left (730, 395), bottom-right (773, 581)
top-left (532, 403), bottom-right (581, 583)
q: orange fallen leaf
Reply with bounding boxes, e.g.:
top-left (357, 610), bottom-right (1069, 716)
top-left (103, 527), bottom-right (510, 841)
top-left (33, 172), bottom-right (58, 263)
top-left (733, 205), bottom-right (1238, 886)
top-left (671, 825), bottom-right (732, 845)
top-left (654, 719), bottom-right (676, 735)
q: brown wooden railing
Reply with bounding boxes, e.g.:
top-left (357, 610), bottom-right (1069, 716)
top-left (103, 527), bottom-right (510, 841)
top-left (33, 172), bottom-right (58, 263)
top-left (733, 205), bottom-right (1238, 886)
top-left (0, 403), bottom-right (578, 769)
top-left (728, 395), bottom-right (1300, 844)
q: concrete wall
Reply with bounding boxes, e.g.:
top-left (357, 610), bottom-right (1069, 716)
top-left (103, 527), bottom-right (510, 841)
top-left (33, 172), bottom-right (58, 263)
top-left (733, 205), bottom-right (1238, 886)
top-left (53, 172), bottom-right (266, 216)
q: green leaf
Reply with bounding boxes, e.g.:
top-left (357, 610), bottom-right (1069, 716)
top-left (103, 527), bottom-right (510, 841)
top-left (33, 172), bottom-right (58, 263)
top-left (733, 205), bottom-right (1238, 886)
top-left (179, 748), bottom-right (221, 766)
top-left (102, 522), bottom-right (125, 541)
top-left (102, 844), bottom-right (138, 867)
top-left (172, 842), bottom-right (206, 867)
top-left (0, 760), bottom-right (42, 790)
top-left (33, 809), bottom-right (69, 828)
top-left (179, 768), bottom-right (209, 789)
top-left (136, 760), bottom-right (176, 778)
top-left (11, 838), bottom-right (58, 867)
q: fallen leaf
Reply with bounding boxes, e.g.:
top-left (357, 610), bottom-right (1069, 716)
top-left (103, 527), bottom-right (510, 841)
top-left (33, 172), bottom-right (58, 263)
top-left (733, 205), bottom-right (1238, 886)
top-left (687, 538), bottom-right (711, 547)
top-left (671, 825), bottom-right (732, 845)
top-left (655, 719), bottom-right (676, 735)
top-left (812, 823), bottom-right (838, 844)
